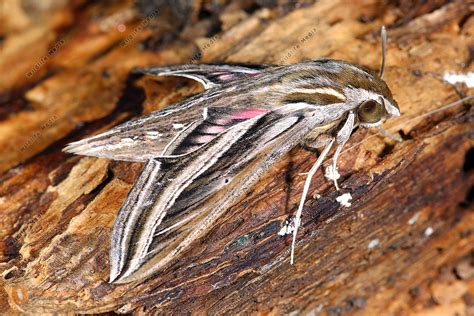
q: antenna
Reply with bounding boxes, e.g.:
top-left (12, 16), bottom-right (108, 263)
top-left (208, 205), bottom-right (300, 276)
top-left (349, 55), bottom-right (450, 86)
top-left (379, 26), bottom-right (387, 78)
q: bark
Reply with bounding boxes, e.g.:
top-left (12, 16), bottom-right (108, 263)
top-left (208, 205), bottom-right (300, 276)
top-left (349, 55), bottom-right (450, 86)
top-left (0, 0), bottom-right (473, 314)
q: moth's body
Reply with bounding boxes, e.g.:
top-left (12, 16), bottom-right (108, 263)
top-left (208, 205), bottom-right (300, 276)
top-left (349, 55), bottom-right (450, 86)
top-left (64, 58), bottom-right (399, 284)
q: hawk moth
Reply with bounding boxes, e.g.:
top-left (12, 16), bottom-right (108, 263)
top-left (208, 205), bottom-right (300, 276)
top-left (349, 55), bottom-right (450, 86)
top-left (64, 28), bottom-right (400, 284)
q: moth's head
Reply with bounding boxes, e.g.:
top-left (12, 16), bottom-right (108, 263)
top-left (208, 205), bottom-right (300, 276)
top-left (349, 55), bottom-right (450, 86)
top-left (347, 69), bottom-right (400, 128)
top-left (312, 58), bottom-right (400, 128)
top-left (319, 26), bottom-right (399, 128)
top-left (349, 26), bottom-right (400, 128)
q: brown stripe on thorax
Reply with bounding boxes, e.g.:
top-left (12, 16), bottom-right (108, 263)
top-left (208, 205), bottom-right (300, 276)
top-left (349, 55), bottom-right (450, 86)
top-left (282, 89), bottom-right (346, 106)
top-left (271, 67), bottom-right (347, 106)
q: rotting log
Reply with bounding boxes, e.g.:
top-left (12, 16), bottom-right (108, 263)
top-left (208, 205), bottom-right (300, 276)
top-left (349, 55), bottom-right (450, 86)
top-left (0, 0), bottom-right (473, 314)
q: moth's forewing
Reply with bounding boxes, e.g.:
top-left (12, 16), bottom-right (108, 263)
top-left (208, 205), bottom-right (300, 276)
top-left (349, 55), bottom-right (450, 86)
top-left (110, 104), bottom-right (333, 283)
top-left (63, 108), bottom-right (204, 162)
top-left (109, 158), bottom-right (162, 282)
top-left (110, 115), bottom-right (265, 282)
top-left (63, 65), bottom-right (275, 161)
top-left (136, 64), bottom-right (268, 89)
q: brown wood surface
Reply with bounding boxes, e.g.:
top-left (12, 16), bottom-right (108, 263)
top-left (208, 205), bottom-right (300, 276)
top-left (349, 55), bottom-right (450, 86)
top-left (0, 0), bottom-right (473, 314)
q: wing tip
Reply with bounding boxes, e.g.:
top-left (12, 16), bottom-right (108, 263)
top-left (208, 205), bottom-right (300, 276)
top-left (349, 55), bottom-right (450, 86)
top-left (62, 142), bottom-right (80, 154)
top-left (62, 140), bottom-right (92, 155)
top-left (131, 67), bottom-right (146, 75)
top-left (108, 270), bottom-right (122, 284)
top-left (132, 66), bottom-right (166, 76)
top-left (108, 266), bottom-right (141, 284)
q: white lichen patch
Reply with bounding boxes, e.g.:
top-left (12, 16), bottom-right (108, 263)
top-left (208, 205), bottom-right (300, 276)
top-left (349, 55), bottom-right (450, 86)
top-left (368, 239), bottom-right (379, 249)
top-left (172, 123), bottom-right (185, 129)
top-left (408, 212), bottom-right (420, 225)
top-left (146, 131), bottom-right (161, 139)
top-left (336, 192), bottom-right (352, 207)
top-left (443, 71), bottom-right (474, 88)
top-left (278, 219), bottom-right (295, 236)
top-left (324, 165), bottom-right (340, 182)
top-left (424, 226), bottom-right (434, 237)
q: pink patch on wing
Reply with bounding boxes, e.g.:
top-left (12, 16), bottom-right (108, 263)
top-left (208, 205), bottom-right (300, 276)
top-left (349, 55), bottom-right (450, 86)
top-left (231, 108), bottom-right (268, 120)
top-left (213, 117), bottom-right (233, 125)
top-left (217, 74), bottom-right (235, 81)
top-left (193, 135), bottom-right (216, 144)
top-left (203, 125), bottom-right (226, 134)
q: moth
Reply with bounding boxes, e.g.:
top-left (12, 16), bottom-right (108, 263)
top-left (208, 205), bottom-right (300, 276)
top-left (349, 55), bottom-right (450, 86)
top-left (64, 27), bottom-right (400, 284)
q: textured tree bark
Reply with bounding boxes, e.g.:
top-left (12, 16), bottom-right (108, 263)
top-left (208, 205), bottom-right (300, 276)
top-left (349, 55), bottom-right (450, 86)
top-left (0, 0), bottom-right (473, 314)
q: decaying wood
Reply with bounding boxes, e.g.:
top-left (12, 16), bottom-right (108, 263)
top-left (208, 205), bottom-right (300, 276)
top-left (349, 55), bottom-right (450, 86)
top-left (0, 0), bottom-right (473, 314)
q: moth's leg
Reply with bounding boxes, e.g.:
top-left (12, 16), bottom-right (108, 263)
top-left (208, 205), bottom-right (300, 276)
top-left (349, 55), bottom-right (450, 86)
top-left (331, 111), bottom-right (356, 191)
top-left (301, 133), bottom-right (334, 152)
top-left (291, 138), bottom-right (335, 264)
top-left (298, 133), bottom-right (335, 177)
top-left (377, 126), bottom-right (402, 142)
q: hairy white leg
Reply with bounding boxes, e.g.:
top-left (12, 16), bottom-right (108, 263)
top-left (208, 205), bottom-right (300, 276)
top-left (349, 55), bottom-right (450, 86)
top-left (290, 112), bottom-right (356, 264)
top-left (331, 145), bottom-right (343, 191)
top-left (331, 111), bottom-right (356, 191)
top-left (290, 138), bottom-right (334, 264)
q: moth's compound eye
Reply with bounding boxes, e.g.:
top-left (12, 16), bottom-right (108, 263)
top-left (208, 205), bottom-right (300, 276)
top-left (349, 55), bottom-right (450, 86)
top-left (358, 99), bottom-right (384, 124)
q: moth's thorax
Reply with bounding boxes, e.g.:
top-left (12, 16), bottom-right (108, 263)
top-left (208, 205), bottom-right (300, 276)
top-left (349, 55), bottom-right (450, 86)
top-left (247, 59), bottom-right (400, 127)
